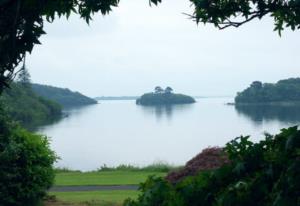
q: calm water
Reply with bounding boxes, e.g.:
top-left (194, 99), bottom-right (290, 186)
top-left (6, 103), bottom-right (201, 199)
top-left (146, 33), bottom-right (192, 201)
top-left (37, 97), bottom-right (300, 171)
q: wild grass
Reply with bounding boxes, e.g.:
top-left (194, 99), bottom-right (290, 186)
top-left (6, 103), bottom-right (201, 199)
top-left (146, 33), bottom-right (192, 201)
top-left (97, 162), bottom-right (182, 173)
top-left (55, 162), bottom-right (182, 174)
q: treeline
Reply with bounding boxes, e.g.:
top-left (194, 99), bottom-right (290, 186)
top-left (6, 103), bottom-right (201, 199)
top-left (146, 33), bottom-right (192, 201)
top-left (32, 83), bottom-right (97, 108)
top-left (0, 83), bottom-right (62, 129)
top-left (235, 78), bottom-right (300, 103)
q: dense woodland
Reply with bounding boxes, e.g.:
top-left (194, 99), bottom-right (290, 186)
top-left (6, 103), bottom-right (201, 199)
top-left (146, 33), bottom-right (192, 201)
top-left (32, 84), bottom-right (97, 108)
top-left (235, 78), bottom-right (300, 104)
top-left (0, 81), bottom-right (97, 129)
top-left (0, 83), bottom-right (62, 129)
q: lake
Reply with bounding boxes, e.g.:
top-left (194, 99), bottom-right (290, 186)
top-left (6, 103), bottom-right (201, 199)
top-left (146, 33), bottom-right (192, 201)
top-left (37, 97), bottom-right (300, 171)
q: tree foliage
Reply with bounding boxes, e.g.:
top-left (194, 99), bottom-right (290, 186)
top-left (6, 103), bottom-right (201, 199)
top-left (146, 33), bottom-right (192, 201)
top-left (124, 127), bottom-right (300, 206)
top-left (235, 78), bottom-right (300, 103)
top-left (0, 82), bottom-right (62, 129)
top-left (0, 107), bottom-right (57, 206)
top-left (189, 0), bottom-right (300, 34)
top-left (136, 92), bottom-right (195, 105)
top-left (0, 0), bottom-right (161, 93)
top-left (31, 83), bottom-right (97, 108)
top-left (165, 87), bottom-right (173, 94)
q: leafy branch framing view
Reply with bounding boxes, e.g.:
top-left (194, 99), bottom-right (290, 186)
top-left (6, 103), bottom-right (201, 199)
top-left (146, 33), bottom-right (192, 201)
top-left (0, 1), bottom-right (300, 206)
top-left (1, 0), bottom-right (300, 93)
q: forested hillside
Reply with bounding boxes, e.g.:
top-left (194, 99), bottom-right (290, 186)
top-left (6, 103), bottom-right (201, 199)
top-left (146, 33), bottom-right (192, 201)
top-left (0, 83), bottom-right (62, 129)
top-left (235, 78), bottom-right (300, 104)
top-left (32, 84), bottom-right (97, 107)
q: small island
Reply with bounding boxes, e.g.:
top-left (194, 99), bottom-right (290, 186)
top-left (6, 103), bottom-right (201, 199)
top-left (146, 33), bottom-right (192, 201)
top-left (235, 78), bottom-right (300, 104)
top-left (136, 86), bottom-right (196, 105)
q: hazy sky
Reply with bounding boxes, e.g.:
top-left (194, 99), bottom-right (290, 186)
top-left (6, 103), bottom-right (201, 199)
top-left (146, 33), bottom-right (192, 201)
top-left (28, 0), bottom-right (300, 97)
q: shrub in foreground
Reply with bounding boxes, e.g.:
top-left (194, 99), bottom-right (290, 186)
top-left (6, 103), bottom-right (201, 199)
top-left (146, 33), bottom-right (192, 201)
top-left (0, 109), bottom-right (57, 206)
top-left (166, 147), bottom-right (229, 184)
top-left (124, 127), bottom-right (300, 206)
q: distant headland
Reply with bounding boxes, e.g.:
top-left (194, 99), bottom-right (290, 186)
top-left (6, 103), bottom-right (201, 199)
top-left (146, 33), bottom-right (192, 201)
top-left (235, 78), bottom-right (300, 105)
top-left (136, 86), bottom-right (196, 106)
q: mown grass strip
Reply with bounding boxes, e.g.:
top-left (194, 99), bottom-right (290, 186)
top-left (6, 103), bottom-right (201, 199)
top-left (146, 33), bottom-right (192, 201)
top-left (55, 171), bottom-right (166, 186)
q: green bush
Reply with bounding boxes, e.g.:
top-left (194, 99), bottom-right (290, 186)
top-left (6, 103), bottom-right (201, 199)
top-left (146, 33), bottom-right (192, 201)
top-left (124, 127), bottom-right (300, 206)
top-left (0, 108), bottom-right (57, 206)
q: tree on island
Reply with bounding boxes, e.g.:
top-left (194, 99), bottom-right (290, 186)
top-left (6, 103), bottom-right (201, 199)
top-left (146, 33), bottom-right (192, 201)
top-left (137, 87), bottom-right (195, 105)
top-left (154, 86), bottom-right (164, 94)
top-left (250, 81), bottom-right (263, 90)
top-left (154, 86), bottom-right (173, 94)
top-left (165, 87), bottom-right (173, 94)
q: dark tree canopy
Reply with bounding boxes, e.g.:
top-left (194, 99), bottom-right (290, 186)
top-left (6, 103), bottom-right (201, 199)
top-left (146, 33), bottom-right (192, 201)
top-left (235, 78), bottom-right (300, 103)
top-left (155, 86), bottom-right (164, 94)
top-left (189, 0), bottom-right (300, 33)
top-left (165, 86), bottom-right (173, 94)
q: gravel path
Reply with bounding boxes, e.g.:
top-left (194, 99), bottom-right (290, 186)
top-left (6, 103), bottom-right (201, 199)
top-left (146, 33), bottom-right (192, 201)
top-left (49, 185), bottom-right (139, 192)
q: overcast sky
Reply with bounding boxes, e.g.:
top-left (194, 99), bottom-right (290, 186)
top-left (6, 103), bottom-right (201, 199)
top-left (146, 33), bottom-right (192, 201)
top-left (27, 0), bottom-right (300, 97)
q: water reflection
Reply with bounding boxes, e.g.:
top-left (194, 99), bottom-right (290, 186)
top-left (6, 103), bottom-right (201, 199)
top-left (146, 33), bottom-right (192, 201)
top-left (235, 104), bottom-right (300, 124)
top-left (27, 116), bottom-right (62, 132)
top-left (37, 99), bottom-right (300, 171)
top-left (138, 104), bottom-right (195, 121)
top-left (37, 104), bottom-right (98, 131)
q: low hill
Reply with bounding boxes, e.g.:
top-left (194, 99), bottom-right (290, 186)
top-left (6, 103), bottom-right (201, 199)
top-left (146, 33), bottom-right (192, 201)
top-left (235, 78), bottom-right (300, 104)
top-left (32, 84), bottom-right (97, 108)
top-left (136, 88), bottom-right (195, 106)
top-left (0, 83), bottom-right (62, 129)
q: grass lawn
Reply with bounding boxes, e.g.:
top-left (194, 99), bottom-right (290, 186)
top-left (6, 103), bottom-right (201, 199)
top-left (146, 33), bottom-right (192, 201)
top-left (49, 169), bottom-right (168, 205)
top-left (55, 171), bottom-right (166, 186)
top-left (47, 190), bottom-right (139, 206)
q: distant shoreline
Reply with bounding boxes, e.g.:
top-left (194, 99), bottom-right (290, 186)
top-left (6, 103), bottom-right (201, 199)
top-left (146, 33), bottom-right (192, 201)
top-left (95, 96), bottom-right (234, 101)
top-left (94, 96), bottom-right (138, 101)
top-left (226, 101), bottom-right (300, 106)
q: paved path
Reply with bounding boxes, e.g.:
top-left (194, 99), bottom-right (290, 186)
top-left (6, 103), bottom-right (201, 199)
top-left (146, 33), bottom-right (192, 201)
top-left (49, 185), bottom-right (139, 192)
